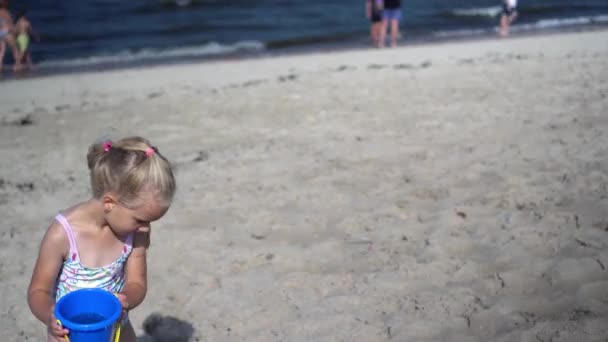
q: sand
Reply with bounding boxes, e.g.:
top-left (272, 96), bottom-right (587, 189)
top-left (1, 29), bottom-right (608, 341)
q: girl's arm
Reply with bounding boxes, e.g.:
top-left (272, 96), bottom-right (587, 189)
top-left (120, 230), bottom-right (150, 311)
top-left (27, 222), bottom-right (69, 327)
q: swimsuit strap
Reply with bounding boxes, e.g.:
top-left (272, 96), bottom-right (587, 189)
top-left (55, 214), bottom-right (79, 261)
top-left (55, 214), bottom-right (135, 258)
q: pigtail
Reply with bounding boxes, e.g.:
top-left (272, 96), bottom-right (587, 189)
top-left (86, 140), bottom-right (110, 170)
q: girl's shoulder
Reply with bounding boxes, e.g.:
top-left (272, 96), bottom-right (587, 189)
top-left (50, 202), bottom-right (89, 255)
top-left (42, 218), bottom-right (71, 259)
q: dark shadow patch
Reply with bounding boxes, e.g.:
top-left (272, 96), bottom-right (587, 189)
top-left (251, 233), bottom-right (266, 240)
top-left (148, 92), bottom-right (164, 99)
top-left (393, 64), bottom-right (414, 69)
top-left (591, 219), bottom-right (608, 231)
top-left (0, 179), bottom-right (35, 192)
top-left (193, 150), bottom-right (209, 162)
top-left (16, 182), bottom-right (35, 192)
top-left (242, 79), bottom-right (268, 87)
top-left (458, 58), bottom-right (475, 65)
top-left (55, 104), bottom-right (71, 112)
top-left (15, 115), bottom-right (33, 126)
top-left (367, 64), bottom-right (387, 70)
top-left (420, 61), bottom-right (432, 68)
top-left (1, 114), bottom-right (34, 126)
top-left (139, 313), bottom-right (195, 342)
top-left (336, 65), bottom-right (355, 72)
top-left (507, 53), bottom-right (527, 60)
top-left (569, 308), bottom-right (596, 322)
top-left (575, 238), bottom-right (594, 248)
top-left (278, 74), bottom-right (297, 82)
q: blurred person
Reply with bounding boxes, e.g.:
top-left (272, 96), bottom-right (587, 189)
top-left (0, 0), bottom-right (21, 71)
top-left (15, 10), bottom-right (37, 69)
top-left (379, 0), bottom-right (401, 48)
top-left (366, 0), bottom-right (383, 47)
top-left (500, 0), bottom-right (518, 37)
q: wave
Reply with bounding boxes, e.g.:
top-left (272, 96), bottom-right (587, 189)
top-left (451, 6), bottom-right (503, 18)
top-left (37, 40), bottom-right (265, 69)
top-left (531, 14), bottom-right (608, 29)
top-left (450, 4), bottom-right (608, 19)
top-left (520, 3), bottom-right (608, 15)
top-left (31, 14), bottom-right (608, 72)
top-left (434, 14), bottom-right (608, 38)
top-left (432, 28), bottom-right (489, 38)
top-left (175, 0), bottom-right (192, 7)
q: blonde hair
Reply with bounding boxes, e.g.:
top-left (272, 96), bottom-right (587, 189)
top-left (87, 136), bottom-right (176, 207)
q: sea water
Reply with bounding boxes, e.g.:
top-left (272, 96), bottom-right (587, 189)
top-left (6, 0), bottom-right (608, 74)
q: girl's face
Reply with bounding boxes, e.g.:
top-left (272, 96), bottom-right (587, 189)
top-left (103, 190), bottom-right (169, 236)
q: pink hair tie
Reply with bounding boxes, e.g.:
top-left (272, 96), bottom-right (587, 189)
top-left (145, 147), bottom-right (155, 157)
top-left (102, 141), bottom-right (112, 152)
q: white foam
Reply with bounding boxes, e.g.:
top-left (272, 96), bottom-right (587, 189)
top-left (434, 14), bottom-right (608, 38)
top-left (433, 28), bottom-right (488, 38)
top-left (37, 40), bottom-right (265, 69)
top-left (512, 14), bottom-right (608, 32)
top-left (452, 6), bottom-right (503, 18)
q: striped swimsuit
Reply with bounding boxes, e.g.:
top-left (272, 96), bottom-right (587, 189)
top-left (54, 214), bottom-right (134, 301)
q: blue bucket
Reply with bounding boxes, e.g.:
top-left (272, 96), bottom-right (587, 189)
top-left (54, 288), bottom-right (122, 342)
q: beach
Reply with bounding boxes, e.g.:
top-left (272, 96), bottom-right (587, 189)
top-left (1, 29), bottom-right (608, 341)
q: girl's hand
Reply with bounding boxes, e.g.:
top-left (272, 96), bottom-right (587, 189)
top-left (49, 334), bottom-right (67, 342)
top-left (48, 311), bottom-right (69, 340)
top-left (116, 293), bottom-right (130, 317)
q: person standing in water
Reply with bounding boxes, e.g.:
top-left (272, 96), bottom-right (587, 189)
top-left (15, 10), bottom-right (37, 69)
top-left (500, 0), bottom-right (518, 37)
top-left (366, 0), bottom-right (383, 47)
top-left (379, 0), bottom-right (401, 47)
top-left (0, 0), bottom-right (22, 72)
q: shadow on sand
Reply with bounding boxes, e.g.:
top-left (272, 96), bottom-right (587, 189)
top-left (137, 313), bottom-right (195, 342)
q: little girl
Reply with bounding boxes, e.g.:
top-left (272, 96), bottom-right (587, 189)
top-left (27, 136), bottom-right (176, 342)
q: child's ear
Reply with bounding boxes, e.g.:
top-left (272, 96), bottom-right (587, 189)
top-left (102, 193), bottom-right (119, 212)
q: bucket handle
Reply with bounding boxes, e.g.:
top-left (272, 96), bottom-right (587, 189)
top-left (55, 319), bottom-right (121, 342)
top-left (114, 323), bottom-right (121, 342)
top-left (113, 292), bottom-right (122, 342)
